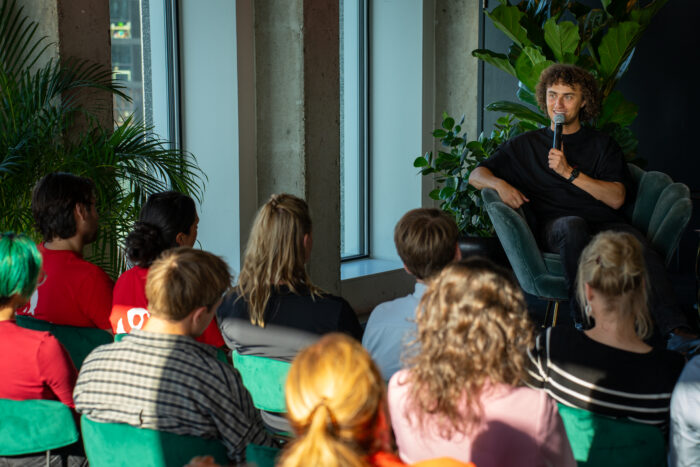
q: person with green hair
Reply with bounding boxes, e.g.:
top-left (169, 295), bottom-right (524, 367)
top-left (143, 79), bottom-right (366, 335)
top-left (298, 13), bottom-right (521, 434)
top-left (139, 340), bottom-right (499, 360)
top-left (0, 232), bottom-right (78, 407)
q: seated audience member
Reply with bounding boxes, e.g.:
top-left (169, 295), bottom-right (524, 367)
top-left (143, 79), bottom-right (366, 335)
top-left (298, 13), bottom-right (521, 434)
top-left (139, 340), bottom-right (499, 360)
top-left (280, 333), bottom-right (472, 467)
top-left (363, 208), bottom-right (460, 380)
top-left (74, 248), bottom-right (274, 463)
top-left (527, 231), bottom-right (685, 431)
top-left (669, 355), bottom-right (700, 466)
top-left (0, 232), bottom-right (85, 466)
top-left (388, 258), bottom-right (575, 467)
top-left (110, 191), bottom-right (224, 347)
top-left (0, 232), bottom-right (77, 406)
top-left (16, 172), bottom-right (113, 329)
top-left (216, 194), bottom-right (362, 430)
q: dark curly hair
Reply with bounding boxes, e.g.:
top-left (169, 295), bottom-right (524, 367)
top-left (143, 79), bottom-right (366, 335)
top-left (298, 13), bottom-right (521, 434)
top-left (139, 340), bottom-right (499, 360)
top-left (125, 191), bottom-right (196, 268)
top-left (535, 64), bottom-right (601, 122)
top-left (31, 172), bottom-right (96, 242)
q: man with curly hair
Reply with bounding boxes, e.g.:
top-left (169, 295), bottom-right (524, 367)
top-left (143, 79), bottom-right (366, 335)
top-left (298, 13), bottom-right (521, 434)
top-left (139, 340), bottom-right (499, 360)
top-left (469, 65), bottom-right (695, 345)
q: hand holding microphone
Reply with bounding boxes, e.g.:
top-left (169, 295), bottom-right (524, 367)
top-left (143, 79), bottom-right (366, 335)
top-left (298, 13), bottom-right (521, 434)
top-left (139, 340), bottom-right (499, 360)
top-left (549, 113), bottom-right (574, 179)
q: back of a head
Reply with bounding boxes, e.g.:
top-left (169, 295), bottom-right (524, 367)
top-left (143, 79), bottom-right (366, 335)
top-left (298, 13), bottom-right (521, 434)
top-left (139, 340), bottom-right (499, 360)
top-left (576, 231), bottom-right (651, 338)
top-left (126, 191), bottom-right (197, 268)
top-left (535, 63), bottom-right (601, 122)
top-left (145, 247), bottom-right (231, 321)
top-left (394, 208), bottom-right (459, 280)
top-left (32, 172), bottom-right (96, 242)
top-left (237, 193), bottom-right (318, 326)
top-left (408, 257), bottom-right (533, 437)
top-left (0, 233), bottom-right (42, 305)
top-left (280, 333), bottom-right (385, 467)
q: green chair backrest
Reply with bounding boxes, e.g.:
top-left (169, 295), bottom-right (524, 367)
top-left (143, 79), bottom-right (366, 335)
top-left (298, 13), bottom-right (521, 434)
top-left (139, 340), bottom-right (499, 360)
top-left (81, 415), bottom-right (229, 467)
top-left (557, 403), bottom-right (666, 467)
top-left (15, 315), bottom-right (112, 369)
top-left (0, 399), bottom-right (79, 456)
top-left (232, 351), bottom-right (291, 413)
top-left (245, 443), bottom-right (281, 467)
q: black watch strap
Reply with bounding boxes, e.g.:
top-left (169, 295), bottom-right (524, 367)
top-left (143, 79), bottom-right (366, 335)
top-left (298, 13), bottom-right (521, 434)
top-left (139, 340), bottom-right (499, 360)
top-left (568, 168), bottom-right (580, 183)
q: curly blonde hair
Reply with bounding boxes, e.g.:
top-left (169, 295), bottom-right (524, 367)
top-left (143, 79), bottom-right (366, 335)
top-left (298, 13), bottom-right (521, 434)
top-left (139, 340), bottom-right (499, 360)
top-left (236, 193), bottom-right (322, 327)
top-left (576, 231), bottom-right (651, 338)
top-left (405, 257), bottom-right (534, 438)
top-left (280, 334), bottom-right (387, 467)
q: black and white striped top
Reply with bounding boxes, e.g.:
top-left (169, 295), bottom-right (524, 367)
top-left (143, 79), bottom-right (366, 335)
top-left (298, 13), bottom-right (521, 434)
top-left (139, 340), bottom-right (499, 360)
top-left (74, 330), bottom-right (274, 461)
top-left (526, 326), bottom-right (685, 430)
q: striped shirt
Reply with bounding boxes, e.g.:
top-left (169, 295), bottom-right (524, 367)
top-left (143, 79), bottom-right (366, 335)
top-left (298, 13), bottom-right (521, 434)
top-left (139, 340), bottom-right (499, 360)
top-left (526, 326), bottom-right (685, 430)
top-left (74, 330), bottom-right (274, 461)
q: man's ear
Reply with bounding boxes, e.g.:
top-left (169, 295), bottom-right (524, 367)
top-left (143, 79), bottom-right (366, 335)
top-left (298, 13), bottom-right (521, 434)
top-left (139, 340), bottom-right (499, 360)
top-left (175, 231), bottom-right (187, 247)
top-left (454, 243), bottom-right (462, 261)
top-left (74, 203), bottom-right (87, 222)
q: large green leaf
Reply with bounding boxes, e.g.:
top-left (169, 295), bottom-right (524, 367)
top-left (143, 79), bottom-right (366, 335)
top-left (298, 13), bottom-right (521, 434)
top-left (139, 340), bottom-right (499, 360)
top-left (544, 18), bottom-right (580, 63)
top-left (516, 82), bottom-right (538, 107)
top-left (486, 100), bottom-right (549, 126)
top-left (598, 21), bottom-right (641, 80)
top-left (471, 49), bottom-right (516, 78)
top-left (629, 0), bottom-right (669, 27)
top-left (514, 46), bottom-right (553, 93)
top-left (486, 4), bottom-right (530, 49)
top-left (598, 90), bottom-right (638, 127)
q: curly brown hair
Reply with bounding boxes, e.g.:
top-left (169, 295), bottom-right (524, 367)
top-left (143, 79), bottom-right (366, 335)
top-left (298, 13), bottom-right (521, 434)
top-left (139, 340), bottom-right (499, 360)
top-left (404, 257), bottom-right (534, 439)
top-left (535, 64), bottom-right (601, 122)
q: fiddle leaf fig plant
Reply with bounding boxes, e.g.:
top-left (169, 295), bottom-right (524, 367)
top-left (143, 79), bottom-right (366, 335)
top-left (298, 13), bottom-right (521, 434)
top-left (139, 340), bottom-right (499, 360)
top-left (472, 0), bottom-right (669, 161)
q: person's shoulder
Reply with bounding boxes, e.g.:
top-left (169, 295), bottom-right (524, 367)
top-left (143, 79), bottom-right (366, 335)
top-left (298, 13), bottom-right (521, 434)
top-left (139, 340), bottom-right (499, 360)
top-left (651, 347), bottom-right (687, 375)
top-left (367, 294), bottom-right (416, 322)
top-left (0, 320), bottom-right (53, 344)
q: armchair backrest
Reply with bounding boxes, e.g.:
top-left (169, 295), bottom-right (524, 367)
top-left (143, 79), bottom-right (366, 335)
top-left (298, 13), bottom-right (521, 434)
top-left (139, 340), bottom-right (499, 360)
top-left (15, 315), bottom-right (112, 369)
top-left (81, 415), bottom-right (229, 467)
top-left (0, 399), bottom-right (79, 456)
top-left (232, 351), bottom-right (291, 413)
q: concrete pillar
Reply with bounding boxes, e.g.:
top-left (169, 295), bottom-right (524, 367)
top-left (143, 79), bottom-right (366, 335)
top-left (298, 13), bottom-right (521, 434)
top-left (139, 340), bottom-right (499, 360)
top-left (19, 0), bottom-right (112, 131)
top-left (434, 0), bottom-right (481, 141)
top-left (254, 0), bottom-right (341, 293)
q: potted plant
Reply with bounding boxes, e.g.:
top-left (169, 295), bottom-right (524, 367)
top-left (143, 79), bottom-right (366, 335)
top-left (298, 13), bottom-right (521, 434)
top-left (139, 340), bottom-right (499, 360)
top-left (0, 0), bottom-right (205, 278)
top-left (415, 0), bottom-right (668, 250)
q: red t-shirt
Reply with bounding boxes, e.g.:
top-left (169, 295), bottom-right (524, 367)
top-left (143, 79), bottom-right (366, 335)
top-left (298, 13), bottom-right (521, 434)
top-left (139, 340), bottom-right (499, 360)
top-left (0, 320), bottom-right (78, 407)
top-left (111, 266), bottom-right (225, 347)
top-left (16, 244), bottom-right (114, 329)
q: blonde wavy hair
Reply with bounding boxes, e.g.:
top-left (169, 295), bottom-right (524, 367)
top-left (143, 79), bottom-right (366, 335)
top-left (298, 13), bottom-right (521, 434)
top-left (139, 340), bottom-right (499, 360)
top-left (279, 333), bottom-right (387, 467)
top-left (576, 231), bottom-right (651, 339)
top-left (405, 257), bottom-right (534, 438)
top-left (236, 193), bottom-right (322, 327)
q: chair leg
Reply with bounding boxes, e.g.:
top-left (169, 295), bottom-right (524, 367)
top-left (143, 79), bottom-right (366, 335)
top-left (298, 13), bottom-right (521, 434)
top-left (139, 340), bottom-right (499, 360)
top-left (543, 301), bottom-right (552, 328)
top-left (552, 301), bottom-right (559, 327)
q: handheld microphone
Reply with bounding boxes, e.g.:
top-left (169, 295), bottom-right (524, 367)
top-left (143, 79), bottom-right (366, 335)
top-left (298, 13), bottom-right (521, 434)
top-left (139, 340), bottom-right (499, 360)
top-left (552, 113), bottom-right (565, 150)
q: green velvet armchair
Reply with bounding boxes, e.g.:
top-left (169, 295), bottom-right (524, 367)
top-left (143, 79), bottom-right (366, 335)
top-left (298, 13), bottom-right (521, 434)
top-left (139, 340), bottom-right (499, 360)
top-left (482, 164), bottom-right (692, 326)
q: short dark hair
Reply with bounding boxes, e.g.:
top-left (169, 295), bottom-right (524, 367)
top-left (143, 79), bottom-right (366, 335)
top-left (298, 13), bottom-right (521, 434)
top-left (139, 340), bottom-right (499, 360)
top-left (394, 208), bottom-right (459, 280)
top-left (31, 172), bottom-right (96, 241)
top-left (126, 191), bottom-right (197, 268)
top-left (535, 64), bottom-right (601, 122)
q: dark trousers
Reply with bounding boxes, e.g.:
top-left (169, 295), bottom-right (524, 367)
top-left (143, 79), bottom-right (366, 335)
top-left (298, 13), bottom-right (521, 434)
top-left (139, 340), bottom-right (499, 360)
top-left (542, 216), bottom-right (687, 335)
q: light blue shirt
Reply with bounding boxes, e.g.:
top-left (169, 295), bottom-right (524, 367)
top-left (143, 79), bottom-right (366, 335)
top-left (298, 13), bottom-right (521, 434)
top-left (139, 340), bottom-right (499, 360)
top-left (669, 355), bottom-right (700, 467)
top-left (362, 282), bottom-right (426, 381)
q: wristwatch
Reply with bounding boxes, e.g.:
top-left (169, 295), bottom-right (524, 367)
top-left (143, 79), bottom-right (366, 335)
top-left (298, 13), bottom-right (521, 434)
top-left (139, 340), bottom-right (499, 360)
top-left (568, 168), bottom-right (580, 183)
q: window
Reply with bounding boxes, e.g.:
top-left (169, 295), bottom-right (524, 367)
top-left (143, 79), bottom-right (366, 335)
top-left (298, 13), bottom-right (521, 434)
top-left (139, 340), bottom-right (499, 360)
top-left (340, 0), bottom-right (369, 260)
top-left (110, 0), bottom-right (179, 145)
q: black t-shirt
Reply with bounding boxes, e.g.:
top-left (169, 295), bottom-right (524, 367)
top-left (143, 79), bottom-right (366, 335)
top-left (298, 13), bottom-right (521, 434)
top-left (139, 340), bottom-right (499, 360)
top-left (216, 285), bottom-right (363, 362)
top-left (479, 126), bottom-right (632, 225)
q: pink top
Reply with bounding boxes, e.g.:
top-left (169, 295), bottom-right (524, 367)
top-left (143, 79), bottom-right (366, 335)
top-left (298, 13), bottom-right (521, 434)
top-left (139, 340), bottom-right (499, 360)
top-left (388, 370), bottom-right (575, 467)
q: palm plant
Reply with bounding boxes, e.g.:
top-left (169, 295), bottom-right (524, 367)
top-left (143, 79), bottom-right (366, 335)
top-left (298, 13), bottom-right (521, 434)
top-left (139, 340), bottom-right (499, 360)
top-left (0, 0), bottom-right (205, 278)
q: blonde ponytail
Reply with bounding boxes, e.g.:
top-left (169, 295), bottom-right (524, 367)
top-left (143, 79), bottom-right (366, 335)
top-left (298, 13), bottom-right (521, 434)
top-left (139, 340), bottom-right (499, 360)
top-left (279, 334), bottom-right (386, 467)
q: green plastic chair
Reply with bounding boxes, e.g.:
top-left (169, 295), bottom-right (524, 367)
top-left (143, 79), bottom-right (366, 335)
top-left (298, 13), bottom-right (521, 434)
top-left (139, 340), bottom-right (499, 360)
top-left (81, 415), bottom-right (230, 467)
top-left (482, 164), bottom-right (692, 326)
top-left (15, 315), bottom-right (112, 369)
top-left (232, 351), bottom-right (291, 413)
top-left (0, 399), bottom-right (79, 457)
top-left (557, 403), bottom-right (666, 467)
top-left (245, 443), bottom-right (281, 467)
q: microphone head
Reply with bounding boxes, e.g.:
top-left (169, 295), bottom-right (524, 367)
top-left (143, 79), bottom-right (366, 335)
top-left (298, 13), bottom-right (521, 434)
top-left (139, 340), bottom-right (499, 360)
top-left (553, 113), bottom-right (565, 125)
